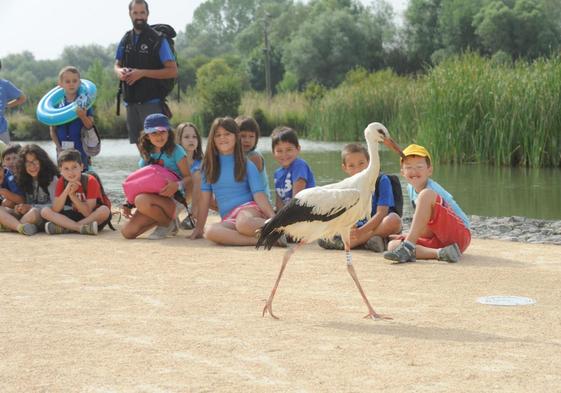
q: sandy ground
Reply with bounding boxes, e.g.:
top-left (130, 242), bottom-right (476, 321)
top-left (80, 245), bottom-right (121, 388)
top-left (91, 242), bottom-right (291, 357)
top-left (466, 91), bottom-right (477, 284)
top-left (1, 221), bottom-right (561, 393)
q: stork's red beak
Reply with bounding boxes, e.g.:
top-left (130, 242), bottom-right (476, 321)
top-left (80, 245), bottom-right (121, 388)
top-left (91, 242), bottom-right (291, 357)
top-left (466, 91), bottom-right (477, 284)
top-left (383, 137), bottom-right (405, 158)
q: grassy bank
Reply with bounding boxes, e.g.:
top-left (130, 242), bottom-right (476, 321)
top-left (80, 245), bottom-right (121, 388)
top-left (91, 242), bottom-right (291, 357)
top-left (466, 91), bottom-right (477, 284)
top-left (7, 54), bottom-right (561, 167)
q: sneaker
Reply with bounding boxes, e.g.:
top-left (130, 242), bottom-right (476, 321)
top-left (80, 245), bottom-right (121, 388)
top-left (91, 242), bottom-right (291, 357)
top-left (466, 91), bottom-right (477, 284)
top-left (318, 236), bottom-right (344, 250)
top-left (80, 221), bottom-right (98, 236)
top-left (0, 223), bottom-right (11, 232)
top-left (363, 235), bottom-right (386, 252)
top-left (45, 222), bottom-right (71, 235)
top-left (17, 223), bottom-right (38, 236)
top-left (438, 243), bottom-right (461, 263)
top-left (180, 215), bottom-right (195, 230)
top-left (383, 241), bottom-right (416, 263)
top-left (147, 218), bottom-right (178, 240)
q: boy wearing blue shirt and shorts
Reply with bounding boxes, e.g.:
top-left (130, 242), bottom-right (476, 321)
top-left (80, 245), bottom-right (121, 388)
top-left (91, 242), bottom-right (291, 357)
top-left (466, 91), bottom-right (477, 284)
top-left (0, 166), bottom-right (24, 208)
top-left (319, 143), bottom-right (402, 252)
top-left (271, 126), bottom-right (316, 211)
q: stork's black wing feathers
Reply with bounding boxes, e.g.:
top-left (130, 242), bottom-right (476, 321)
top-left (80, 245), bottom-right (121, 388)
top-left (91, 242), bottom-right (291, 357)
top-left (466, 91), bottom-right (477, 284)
top-left (256, 197), bottom-right (351, 250)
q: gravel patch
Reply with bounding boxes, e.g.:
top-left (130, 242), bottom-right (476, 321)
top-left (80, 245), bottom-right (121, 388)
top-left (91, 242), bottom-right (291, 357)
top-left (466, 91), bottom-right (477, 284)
top-left (401, 215), bottom-right (561, 246)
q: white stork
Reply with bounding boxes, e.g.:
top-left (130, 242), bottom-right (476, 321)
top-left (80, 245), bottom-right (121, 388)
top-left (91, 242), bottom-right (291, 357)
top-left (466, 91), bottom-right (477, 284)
top-left (256, 122), bottom-right (404, 320)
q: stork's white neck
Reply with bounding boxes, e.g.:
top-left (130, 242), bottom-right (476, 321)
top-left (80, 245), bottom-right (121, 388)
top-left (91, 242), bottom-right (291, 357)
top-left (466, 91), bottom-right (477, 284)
top-left (365, 136), bottom-right (381, 190)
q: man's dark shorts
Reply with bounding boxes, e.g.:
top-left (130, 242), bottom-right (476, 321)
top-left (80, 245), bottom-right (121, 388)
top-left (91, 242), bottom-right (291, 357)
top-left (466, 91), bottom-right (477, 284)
top-left (126, 101), bottom-right (164, 144)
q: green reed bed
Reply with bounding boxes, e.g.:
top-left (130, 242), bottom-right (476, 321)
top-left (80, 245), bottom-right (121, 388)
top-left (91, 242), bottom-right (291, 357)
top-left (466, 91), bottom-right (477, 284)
top-left (7, 55), bottom-right (560, 167)
top-left (416, 54), bottom-right (561, 167)
top-left (240, 91), bottom-right (309, 135)
top-left (306, 70), bottom-right (413, 142)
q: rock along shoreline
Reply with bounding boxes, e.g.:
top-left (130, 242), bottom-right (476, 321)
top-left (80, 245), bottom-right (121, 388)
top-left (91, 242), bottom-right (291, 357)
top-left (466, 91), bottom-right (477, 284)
top-left (401, 215), bottom-right (561, 246)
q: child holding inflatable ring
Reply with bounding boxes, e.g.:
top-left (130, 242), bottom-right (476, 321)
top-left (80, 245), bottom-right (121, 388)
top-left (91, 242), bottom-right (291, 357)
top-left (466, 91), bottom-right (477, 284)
top-left (49, 66), bottom-right (94, 171)
top-left (121, 113), bottom-right (192, 240)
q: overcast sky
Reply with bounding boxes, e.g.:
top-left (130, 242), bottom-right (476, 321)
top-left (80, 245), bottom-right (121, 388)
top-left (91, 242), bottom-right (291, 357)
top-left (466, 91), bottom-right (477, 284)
top-left (0, 0), bottom-right (408, 60)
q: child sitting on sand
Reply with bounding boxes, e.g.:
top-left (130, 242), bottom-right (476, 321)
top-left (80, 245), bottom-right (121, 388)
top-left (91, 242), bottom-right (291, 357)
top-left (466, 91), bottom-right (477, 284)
top-left (175, 122), bottom-right (203, 229)
top-left (383, 144), bottom-right (470, 263)
top-left (236, 116), bottom-right (271, 202)
top-left (121, 114), bottom-right (192, 240)
top-left (271, 126), bottom-right (315, 211)
top-left (0, 144), bottom-right (58, 235)
top-left (0, 160), bottom-right (24, 208)
top-left (190, 117), bottom-right (276, 246)
top-left (41, 149), bottom-right (110, 235)
top-left (1, 143), bottom-right (21, 173)
top-left (319, 143), bottom-right (402, 252)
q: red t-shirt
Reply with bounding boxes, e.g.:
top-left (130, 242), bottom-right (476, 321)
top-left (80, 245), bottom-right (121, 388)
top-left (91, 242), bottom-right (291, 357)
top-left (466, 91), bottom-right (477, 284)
top-left (55, 175), bottom-right (102, 210)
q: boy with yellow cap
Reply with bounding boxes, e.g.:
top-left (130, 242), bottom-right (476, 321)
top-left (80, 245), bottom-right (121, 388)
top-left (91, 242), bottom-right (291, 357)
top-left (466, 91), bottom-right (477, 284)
top-left (383, 144), bottom-right (470, 263)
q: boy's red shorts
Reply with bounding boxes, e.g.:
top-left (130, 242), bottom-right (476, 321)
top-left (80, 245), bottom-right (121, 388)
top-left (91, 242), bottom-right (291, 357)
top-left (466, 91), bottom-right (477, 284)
top-left (416, 194), bottom-right (471, 252)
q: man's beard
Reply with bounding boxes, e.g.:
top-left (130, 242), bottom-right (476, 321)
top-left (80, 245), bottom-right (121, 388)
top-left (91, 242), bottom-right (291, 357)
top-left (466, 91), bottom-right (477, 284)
top-left (133, 19), bottom-right (148, 31)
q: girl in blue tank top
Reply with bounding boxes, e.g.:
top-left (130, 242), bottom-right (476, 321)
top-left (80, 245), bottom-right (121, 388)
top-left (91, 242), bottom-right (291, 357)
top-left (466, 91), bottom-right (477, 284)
top-left (190, 117), bottom-right (275, 246)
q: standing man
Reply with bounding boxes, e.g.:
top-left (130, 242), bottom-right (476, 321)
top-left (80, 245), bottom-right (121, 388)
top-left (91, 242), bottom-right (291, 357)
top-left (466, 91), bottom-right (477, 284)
top-left (0, 60), bottom-right (27, 144)
top-left (115, 0), bottom-right (178, 146)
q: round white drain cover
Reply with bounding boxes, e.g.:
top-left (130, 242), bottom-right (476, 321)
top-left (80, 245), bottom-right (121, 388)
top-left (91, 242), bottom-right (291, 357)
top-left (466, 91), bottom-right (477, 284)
top-left (477, 296), bottom-right (536, 306)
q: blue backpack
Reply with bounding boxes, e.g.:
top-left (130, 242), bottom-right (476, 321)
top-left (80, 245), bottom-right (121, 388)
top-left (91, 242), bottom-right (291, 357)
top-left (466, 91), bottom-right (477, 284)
top-left (374, 173), bottom-right (403, 217)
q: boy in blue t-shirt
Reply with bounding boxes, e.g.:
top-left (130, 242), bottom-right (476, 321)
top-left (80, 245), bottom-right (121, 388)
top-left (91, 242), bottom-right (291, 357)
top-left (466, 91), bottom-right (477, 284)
top-left (49, 66), bottom-right (94, 171)
top-left (318, 143), bottom-right (402, 252)
top-left (271, 126), bottom-right (315, 211)
top-left (1, 143), bottom-right (21, 173)
top-left (0, 167), bottom-right (24, 208)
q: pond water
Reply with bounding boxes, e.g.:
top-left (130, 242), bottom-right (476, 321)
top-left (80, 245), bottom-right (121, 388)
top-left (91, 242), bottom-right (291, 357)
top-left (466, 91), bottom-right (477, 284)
top-left (28, 138), bottom-right (561, 220)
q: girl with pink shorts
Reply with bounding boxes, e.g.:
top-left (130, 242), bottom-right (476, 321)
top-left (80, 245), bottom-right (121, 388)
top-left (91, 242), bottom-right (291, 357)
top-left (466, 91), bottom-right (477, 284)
top-left (190, 117), bottom-right (275, 246)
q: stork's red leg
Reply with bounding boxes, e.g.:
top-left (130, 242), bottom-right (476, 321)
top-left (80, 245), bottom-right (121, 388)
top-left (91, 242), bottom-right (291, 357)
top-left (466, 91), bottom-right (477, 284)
top-left (262, 246), bottom-right (297, 319)
top-left (342, 236), bottom-right (392, 320)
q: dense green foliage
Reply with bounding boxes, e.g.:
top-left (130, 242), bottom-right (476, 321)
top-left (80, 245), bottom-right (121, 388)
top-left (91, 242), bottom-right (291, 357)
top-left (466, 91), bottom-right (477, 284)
top-left (195, 59), bottom-right (243, 130)
top-left (2, 0), bottom-right (561, 167)
top-left (418, 54), bottom-right (561, 167)
top-left (242, 55), bottom-right (561, 168)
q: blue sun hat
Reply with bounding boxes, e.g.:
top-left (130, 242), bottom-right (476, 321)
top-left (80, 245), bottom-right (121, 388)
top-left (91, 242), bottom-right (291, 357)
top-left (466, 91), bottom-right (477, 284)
top-left (144, 113), bottom-right (171, 134)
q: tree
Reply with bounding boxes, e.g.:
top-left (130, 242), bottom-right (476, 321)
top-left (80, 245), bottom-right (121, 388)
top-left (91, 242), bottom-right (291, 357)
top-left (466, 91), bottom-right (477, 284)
top-left (84, 60), bottom-right (117, 107)
top-left (438, 0), bottom-right (485, 54)
top-left (60, 44), bottom-right (113, 72)
top-left (1, 52), bottom-right (61, 89)
top-left (196, 59), bottom-right (242, 129)
top-left (474, 0), bottom-right (560, 59)
top-left (403, 0), bottom-right (443, 69)
top-left (283, 3), bottom-right (394, 87)
top-left (246, 45), bottom-right (284, 92)
top-left (179, 0), bottom-right (262, 58)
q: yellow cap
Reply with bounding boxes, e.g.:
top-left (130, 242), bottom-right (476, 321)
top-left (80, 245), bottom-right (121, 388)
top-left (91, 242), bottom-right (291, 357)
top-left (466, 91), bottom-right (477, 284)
top-left (402, 144), bottom-right (432, 164)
